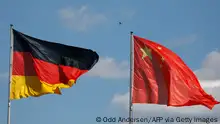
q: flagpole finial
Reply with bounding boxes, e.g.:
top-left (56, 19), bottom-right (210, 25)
top-left (130, 31), bottom-right (133, 34)
top-left (10, 24), bottom-right (13, 28)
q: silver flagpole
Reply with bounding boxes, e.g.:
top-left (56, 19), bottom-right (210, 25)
top-left (129, 31), bottom-right (134, 124)
top-left (7, 24), bottom-right (14, 124)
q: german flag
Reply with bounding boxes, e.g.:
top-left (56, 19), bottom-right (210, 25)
top-left (10, 29), bottom-right (99, 100)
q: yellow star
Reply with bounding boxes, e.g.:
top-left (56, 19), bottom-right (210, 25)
top-left (157, 46), bottom-right (162, 50)
top-left (140, 47), bottom-right (152, 60)
top-left (160, 57), bottom-right (164, 68)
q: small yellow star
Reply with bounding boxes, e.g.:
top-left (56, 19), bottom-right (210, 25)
top-left (157, 46), bottom-right (162, 50)
top-left (140, 47), bottom-right (152, 60)
top-left (160, 57), bottom-right (164, 68)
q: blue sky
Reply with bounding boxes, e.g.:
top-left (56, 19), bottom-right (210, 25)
top-left (1, 0), bottom-right (220, 124)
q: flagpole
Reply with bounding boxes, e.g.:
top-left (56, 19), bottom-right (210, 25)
top-left (7, 24), bottom-right (14, 124)
top-left (129, 31), bottom-right (134, 124)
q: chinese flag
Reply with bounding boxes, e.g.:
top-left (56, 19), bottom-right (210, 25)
top-left (132, 35), bottom-right (219, 109)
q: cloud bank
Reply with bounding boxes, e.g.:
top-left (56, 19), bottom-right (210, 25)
top-left (87, 57), bottom-right (129, 79)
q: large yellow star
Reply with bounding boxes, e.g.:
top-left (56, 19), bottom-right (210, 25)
top-left (140, 47), bottom-right (152, 60)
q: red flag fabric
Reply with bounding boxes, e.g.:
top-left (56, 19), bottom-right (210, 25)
top-left (132, 35), bottom-right (220, 109)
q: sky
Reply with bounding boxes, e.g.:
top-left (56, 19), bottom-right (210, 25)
top-left (0, 0), bottom-right (220, 124)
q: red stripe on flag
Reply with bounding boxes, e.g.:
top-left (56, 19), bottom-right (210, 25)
top-left (13, 51), bottom-right (87, 84)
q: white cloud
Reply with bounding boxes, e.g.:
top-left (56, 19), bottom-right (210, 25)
top-left (194, 51), bottom-right (220, 80)
top-left (199, 80), bottom-right (220, 88)
top-left (58, 5), bottom-right (107, 32)
top-left (112, 92), bottom-right (129, 108)
top-left (86, 57), bottom-right (129, 79)
top-left (111, 51), bottom-right (220, 122)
